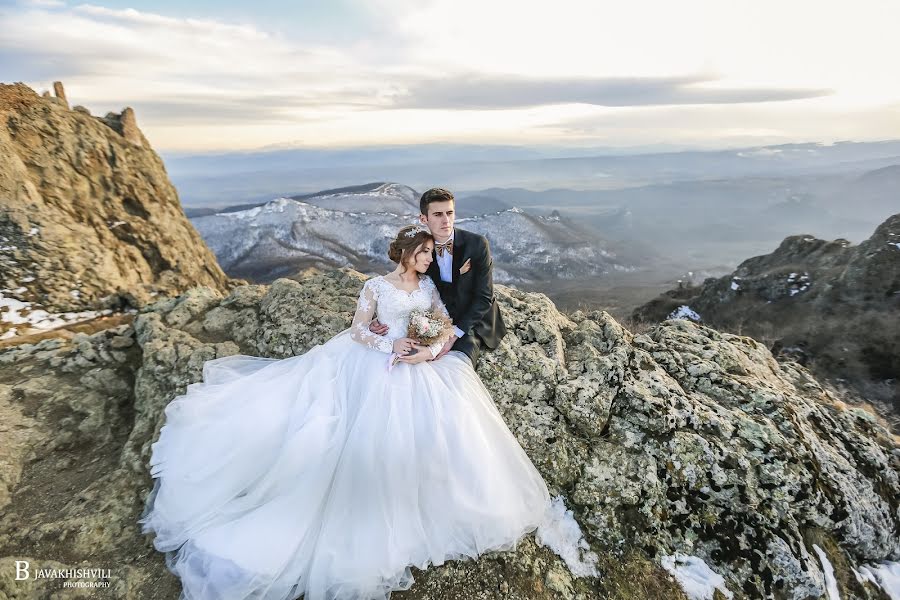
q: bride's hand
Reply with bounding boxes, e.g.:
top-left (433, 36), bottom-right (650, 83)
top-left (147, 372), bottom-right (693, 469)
top-left (397, 344), bottom-right (431, 364)
top-left (392, 338), bottom-right (417, 355)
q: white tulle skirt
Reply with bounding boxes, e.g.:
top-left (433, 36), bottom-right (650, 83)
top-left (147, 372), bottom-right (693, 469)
top-left (139, 328), bottom-right (553, 600)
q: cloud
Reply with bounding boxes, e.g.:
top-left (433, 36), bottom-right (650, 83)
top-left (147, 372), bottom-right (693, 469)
top-left (531, 100), bottom-right (900, 148)
top-left (0, 2), bottom-right (386, 114)
top-left (1, 0), bottom-right (895, 151)
top-left (72, 4), bottom-right (270, 41)
top-left (126, 94), bottom-right (381, 125)
top-left (388, 73), bottom-right (833, 110)
top-left (20, 0), bottom-right (66, 7)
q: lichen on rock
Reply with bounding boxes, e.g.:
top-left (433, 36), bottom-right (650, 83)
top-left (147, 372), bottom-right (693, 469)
top-left (0, 267), bottom-right (896, 599)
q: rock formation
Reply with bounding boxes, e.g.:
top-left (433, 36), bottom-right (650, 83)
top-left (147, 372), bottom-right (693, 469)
top-left (0, 269), bottom-right (896, 599)
top-left (0, 82), bottom-right (240, 339)
top-left (52, 81), bottom-right (68, 109)
top-left (634, 213), bottom-right (900, 428)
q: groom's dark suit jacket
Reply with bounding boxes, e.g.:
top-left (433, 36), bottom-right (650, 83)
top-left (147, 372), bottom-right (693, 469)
top-left (426, 228), bottom-right (507, 366)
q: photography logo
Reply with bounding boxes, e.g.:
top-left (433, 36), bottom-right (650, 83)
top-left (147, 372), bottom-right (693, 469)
top-left (14, 560), bottom-right (113, 589)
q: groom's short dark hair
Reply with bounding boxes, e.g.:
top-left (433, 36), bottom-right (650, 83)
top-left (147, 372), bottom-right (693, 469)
top-left (420, 188), bottom-right (454, 215)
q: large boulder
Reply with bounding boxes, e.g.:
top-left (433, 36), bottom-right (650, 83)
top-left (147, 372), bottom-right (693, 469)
top-left (0, 268), bottom-right (896, 599)
top-left (0, 82), bottom-right (240, 339)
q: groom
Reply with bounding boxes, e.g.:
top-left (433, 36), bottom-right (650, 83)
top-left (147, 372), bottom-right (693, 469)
top-left (369, 187), bottom-right (507, 369)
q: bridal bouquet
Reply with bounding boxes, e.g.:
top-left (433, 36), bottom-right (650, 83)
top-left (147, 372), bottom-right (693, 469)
top-left (388, 308), bottom-right (454, 370)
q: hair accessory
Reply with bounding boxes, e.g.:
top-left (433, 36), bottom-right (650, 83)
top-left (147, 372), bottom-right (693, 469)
top-left (404, 225), bottom-right (428, 238)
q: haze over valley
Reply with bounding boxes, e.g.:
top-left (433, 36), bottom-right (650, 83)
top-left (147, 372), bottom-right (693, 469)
top-left (177, 140), bottom-right (899, 317)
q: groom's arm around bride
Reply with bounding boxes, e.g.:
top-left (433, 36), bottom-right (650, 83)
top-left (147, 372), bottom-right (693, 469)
top-left (371, 187), bottom-right (508, 369)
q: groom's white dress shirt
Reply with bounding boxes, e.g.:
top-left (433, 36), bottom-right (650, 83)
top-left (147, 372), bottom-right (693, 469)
top-left (435, 229), bottom-right (466, 339)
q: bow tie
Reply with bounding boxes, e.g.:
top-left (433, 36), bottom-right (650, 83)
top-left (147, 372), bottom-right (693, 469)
top-left (435, 240), bottom-right (453, 257)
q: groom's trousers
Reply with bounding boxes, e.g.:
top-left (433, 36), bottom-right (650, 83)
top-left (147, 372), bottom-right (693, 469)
top-left (451, 333), bottom-right (482, 370)
top-left (433, 276), bottom-right (484, 370)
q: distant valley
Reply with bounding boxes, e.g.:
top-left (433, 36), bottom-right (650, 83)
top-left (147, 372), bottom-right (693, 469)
top-left (179, 141), bottom-right (900, 318)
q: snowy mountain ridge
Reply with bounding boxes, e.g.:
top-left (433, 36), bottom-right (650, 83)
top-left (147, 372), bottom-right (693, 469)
top-left (190, 185), bottom-right (635, 285)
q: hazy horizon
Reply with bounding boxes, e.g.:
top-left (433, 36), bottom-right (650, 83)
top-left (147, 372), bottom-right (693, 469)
top-left (155, 137), bottom-right (900, 161)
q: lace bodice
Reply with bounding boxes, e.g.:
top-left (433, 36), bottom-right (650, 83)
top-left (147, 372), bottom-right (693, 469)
top-left (351, 275), bottom-right (453, 357)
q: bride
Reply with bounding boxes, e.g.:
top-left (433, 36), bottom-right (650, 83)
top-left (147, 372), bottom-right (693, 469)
top-left (139, 224), bottom-right (553, 600)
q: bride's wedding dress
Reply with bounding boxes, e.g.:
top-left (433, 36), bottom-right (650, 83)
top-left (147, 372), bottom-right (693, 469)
top-left (139, 274), bottom-right (553, 600)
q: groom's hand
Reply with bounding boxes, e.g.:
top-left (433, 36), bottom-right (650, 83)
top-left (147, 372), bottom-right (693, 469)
top-left (397, 344), bottom-right (431, 364)
top-left (434, 334), bottom-right (458, 360)
top-left (369, 319), bottom-right (388, 335)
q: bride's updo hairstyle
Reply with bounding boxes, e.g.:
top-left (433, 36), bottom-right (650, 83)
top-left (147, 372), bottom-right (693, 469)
top-left (388, 225), bottom-right (433, 272)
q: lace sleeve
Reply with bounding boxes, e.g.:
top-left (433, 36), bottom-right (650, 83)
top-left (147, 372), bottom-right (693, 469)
top-left (427, 276), bottom-right (464, 341)
top-left (350, 280), bottom-right (393, 354)
top-left (428, 278), bottom-right (451, 320)
top-left (426, 278), bottom-right (452, 358)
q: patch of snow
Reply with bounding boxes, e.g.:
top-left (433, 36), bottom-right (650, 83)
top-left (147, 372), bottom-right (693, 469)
top-left (854, 561), bottom-right (900, 600)
top-left (787, 271), bottom-right (811, 296)
top-left (0, 292), bottom-right (113, 335)
top-left (27, 227), bottom-right (39, 236)
top-left (888, 242), bottom-right (900, 250)
top-left (535, 495), bottom-right (600, 578)
top-left (108, 220), bottom-right (126, 228)
top-left (225, 197), bottom-right (295, 220)
top-left (20, 276), bottom-right (35, 283)
top-left (660, 552), bottom-right (734, 600)
top-left (812, 544), bottom-right (840, 600)
top-left (855, 565), bottom-right (880, 586)
top-left (669, 305), bottom-right (701, 321)
top-left (730, 279), bottom-right (740, 291)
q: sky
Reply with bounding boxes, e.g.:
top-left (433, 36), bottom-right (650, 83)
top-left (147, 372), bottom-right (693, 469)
top-left (2, 0), bottom-right (899, 153)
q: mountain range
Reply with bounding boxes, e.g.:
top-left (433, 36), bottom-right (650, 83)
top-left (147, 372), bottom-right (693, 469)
top-left (188, 183), bottom-right (638, 285)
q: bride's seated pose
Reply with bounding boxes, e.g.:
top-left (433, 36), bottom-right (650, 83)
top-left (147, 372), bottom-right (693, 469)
top-left (139, 224), bottom-right (552, 600)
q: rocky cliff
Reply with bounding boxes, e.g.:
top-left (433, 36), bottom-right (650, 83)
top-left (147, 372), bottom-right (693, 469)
top-left (0, 82), bottom-right (238, 339)
top-left (634, 213), bottom-right (900, 428)
top-left (0, 269), bottom-right (897, 599)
